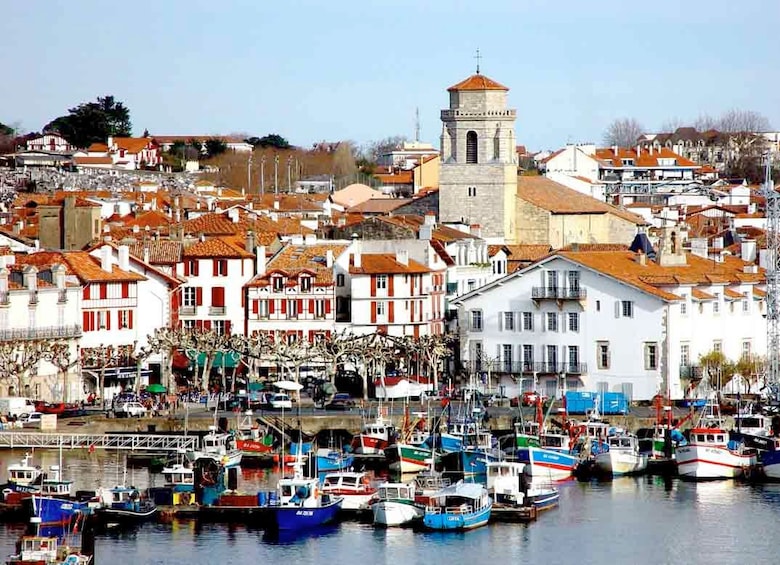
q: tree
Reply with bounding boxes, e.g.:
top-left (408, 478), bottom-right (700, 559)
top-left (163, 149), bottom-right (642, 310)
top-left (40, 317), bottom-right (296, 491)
top-left (699, 350), bottom-right (735, 393)
top-left (44, 341), bottom-right (79, 402)
top-left (717, 109), bottom-right (771, 182)
top-left (249, 134), bottom-right (291, 150)
top-left (602, 118), bottom-right (644, 148)
top-left (81, 345), bottom-right (122, 409)
top-left (44, 95), bottom-right (132, 148)
top-left (0, 122), bottom-right (14, 136)
top-left (361, 135), bottom-right (407, 164)
top-left (734, 354), bottom-right (765, 394)
top-left (0, 341), bottom-right (49, 397)
top-left (205, 138), bottom-right (228, 158)
top-left (331, 141), bottom-right (357, 178)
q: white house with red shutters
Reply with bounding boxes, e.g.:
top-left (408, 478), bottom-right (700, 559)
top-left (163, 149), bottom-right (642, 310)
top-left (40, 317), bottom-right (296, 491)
top-left (25, 133), bottom-right (75, 153)
top-left (176, 236), bottom-right (255, 335)
top-left (244, 241), bottom-right (349, 344)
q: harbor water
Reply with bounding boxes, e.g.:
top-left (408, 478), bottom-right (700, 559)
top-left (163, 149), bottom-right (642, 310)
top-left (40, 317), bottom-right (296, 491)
top-left (0, 450), bottom-right (778, 564)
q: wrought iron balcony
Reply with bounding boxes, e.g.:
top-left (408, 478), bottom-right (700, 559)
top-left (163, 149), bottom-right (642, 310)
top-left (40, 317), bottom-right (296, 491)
top-left (459, 361), bottom-right (587, 375)
top-left (0, 325), bottom-right (83, 341)
top-left (180, 305), bottom-right (197, 316)
top-left (209, 306), bottom-right (226, 316)
top-left (531, 287), bottom-right (587, 300)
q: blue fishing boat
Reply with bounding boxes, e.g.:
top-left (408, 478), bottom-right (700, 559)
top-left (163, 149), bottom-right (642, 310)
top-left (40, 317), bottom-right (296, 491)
top-left (422, 481), bottom-right (492, 531)
top-left (516, 446), bottom-right (579, 481)
top-left (29, 463), bottom-right (91, 526)
top-left (315, 448), bottom-right (354, 473)
top-left (269, 456), bottom-right (343, 531)
top-left (96, 485), bottom-right (157, 525)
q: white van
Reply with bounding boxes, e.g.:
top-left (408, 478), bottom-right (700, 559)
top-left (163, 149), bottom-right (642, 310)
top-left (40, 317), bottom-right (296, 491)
top-left (0, 397), bottom-right (36, 418)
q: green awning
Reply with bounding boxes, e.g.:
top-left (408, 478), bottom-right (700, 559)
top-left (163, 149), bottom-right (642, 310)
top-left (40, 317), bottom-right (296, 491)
top-left (248, 381), bottom-right (265, 392)
top-left (188, 350), bottom-right (241, 368)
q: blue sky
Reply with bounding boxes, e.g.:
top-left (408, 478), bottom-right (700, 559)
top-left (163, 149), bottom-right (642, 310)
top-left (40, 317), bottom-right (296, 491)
top-left (3, 0), bottom-right (778, 151)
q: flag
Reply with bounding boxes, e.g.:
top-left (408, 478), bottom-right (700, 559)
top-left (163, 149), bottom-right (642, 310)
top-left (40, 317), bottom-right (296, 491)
top-left (88, 444), bottom-right (95, 454)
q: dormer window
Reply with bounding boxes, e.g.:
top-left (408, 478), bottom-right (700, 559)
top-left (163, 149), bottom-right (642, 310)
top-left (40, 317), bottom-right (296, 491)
top-left (300, 276), bottom-right (312, 293)
top-left (272, 276), bottom-right (285, 292)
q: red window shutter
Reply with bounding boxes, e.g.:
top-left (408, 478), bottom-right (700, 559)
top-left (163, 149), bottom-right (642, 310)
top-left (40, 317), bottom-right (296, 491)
top-left (225, 320), bottom-right (231, 335)
top-left (252, 300), bottom-right (259, 314)
top-left (388, 275), bottom-right (394, 296)
top-left (82, 311), bottom-right (89, 331)
top-left (129, 310), bottom-right (134, 329)
top-left (90, 312), bottom-right (96, 331)
top-left (281, 299), bottom-right (287, 314)
top-left (196, 287), bottom-right (203, 305)
top-left (370, 275), bottom-right (376, 297)
top-left (411, 301), bottom-right (415, 319)
top-left (100, 283), bottom-right (107, 299)
top-left (269, 300), bottom-right (275, 314)
top-left (212, 260), bottom-right (218, 277)
top-left (184, 260), bottom-right (190, 276)
top-left (193, 261), bottom-right (199, 276)
top-left (309, 299), bottom-right (314, 314)
top-left (106, 310), bottom-right (111, 330)
top-left (82, 286), bottom-right (89, 300)
top-left (297, 299), bottom-right (303, 314)
top-left (204, 320), bottom-right (212, 330)
top-left (196, 320), bottom-right (203, 329)
top-left (389, 301), bottom-right (395, 323)
top-left (211, 287), bottom-right (218, 306)
top-left (370, 301), bottom-right (377, 323)
top-left (121, 282), bottom-right (129, 299)
top-left (325, 299), bottom-right (331, 314)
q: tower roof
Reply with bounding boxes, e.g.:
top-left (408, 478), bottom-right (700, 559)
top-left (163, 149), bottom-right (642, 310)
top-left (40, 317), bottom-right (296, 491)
top-left (447, 74), bottom-right (509, 92)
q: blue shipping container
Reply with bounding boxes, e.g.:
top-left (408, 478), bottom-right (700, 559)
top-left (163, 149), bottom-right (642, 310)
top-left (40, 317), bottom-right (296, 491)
top-left (565, 391), bottom-right (629, 415)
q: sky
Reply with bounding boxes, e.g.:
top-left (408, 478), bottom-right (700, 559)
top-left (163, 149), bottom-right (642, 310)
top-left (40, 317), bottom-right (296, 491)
top-left (2, 0), bottom-right (779, 152)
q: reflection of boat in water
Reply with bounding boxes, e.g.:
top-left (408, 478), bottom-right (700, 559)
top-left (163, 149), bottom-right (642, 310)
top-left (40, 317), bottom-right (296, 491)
top-left (262, 522), bottom-right (340, 544)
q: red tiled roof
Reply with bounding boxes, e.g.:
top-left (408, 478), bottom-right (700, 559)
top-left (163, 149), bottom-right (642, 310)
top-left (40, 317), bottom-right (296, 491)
top-left (182, 237), bottom-right (254, 259)
top-left (349, 253), bottom-right (431, 275)
top-left (593, 146), bottom-right (698, 168)
top-left (246, 243), bottom-right (348, 288)
top-left (74, 156), bottom-right (113, 165)
top-left (128, 241), bottom-right (183, 264)
top-left (447, 74), bottom-right (509, 92)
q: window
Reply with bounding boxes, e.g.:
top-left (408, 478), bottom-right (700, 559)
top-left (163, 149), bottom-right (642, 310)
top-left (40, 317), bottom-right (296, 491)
top-left (467, 186), bottom-right (477, 197)
top-left (376, 275), bottom-right (388, 290)
top-left (470, 310), bottom-right (483, 331)
top-left (742, 297), bottom-right (749, 313)
top-left (596, 300), bottom-right (601, 312)
top-left (742, 340), bottom-right (752, 357)
top-left (680, 295), bottom-right (687, 316)
top-left (272, 276), bottom-right (284, 292)
top-left (182, 319), bottom-right (195, 330)
top-left (597, 342), bottom-right (610, 369)
top-left (713, 340), bottom-right (722, 353)
top-left (546, 312), bottom-right (558, 332)
top-left (645, 343), bottom-right (658, 370)
top-left (504, 312), bottom-right (515, 331)
top-left (621, 300), bottom-right (634, 318)
top-left (466, 131), bottom-right (478, 164)
top-left (467, 279), bottom-right (477, 292)
top-left (287, 299), bottom-right (298, 318)
top-left (300, 277), bottom-right (312, 293)
top-left (213, 320), bottom-right (225, 335)
top-left (215, 259), bottom-right (228, 276)
top-left (97, 310), bottom-right (107, 329)
top-left (522, 312), bottom-right (533, 331)
top-left (568, 346), bottom-right (579, 370)
top-left (336, 274), bottom-right (345, 287)
top-left (568, 312), bottom-right (579, 333)
top-left (680, 343), bottom-right (690, 366)
top-left (547, 270), bottom-right (558, 291)
top-left (315, 299), bottom-right (326, 318)
top-left (186, 259), bottom-right (199, 276)
top-left (546, 345), bottom-right (558, 370)
top-left (118, 310), bottom-right (129, 329)
top-left (183, 287), bottom-right (196, 307)
top-left (522, 345), bottom-right (534, 370)
top-left (472, 341), bottom-right (483, 372)
top-left (502, 344), bottom-right (513, 372)
top-left (377, 301), bottom-right (386, 316)
top-left (258, 300), bottom-right (269, 318)
top-left (713, 293), bottom-right (720, 314)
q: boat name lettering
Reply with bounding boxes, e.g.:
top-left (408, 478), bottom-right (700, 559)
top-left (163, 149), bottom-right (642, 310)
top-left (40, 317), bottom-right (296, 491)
top-left (295, 510), bottom-right (314, 516)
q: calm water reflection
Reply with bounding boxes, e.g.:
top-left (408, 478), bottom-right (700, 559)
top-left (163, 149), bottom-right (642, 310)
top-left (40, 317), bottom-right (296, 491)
top-left (0, 450), bottom-right (778, 564)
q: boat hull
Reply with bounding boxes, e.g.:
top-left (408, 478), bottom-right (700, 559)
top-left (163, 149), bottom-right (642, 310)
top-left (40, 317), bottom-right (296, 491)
top-left (386, 444), bottom-right (432, 474)
top-left (31, 496), bottom-right (88, 526)
top-left (316, 454), bottom-right (355, 473)
top-left (594, 451), bottom-right (648, 476)
top-left (423, 503), bottom-right (491, 531)
top-left (371, 499), bottom-right (425, 526)
top-left (351, 435), bottom-right (389, 455)
top-left (676, 445), bottom-right (756, 480)
top-left (760, 450), bottom-right (780, 480)
top-left (516, 447), bottom-right (577, 481)
top-left (97, 505), bottom-right (158, 524)
top-left (270, 498), bottom-right (343, 530)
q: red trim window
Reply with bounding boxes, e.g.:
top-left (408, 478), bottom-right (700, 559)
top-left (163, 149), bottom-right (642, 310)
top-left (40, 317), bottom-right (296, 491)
top-left (121, 282), bottom-right (129, 299)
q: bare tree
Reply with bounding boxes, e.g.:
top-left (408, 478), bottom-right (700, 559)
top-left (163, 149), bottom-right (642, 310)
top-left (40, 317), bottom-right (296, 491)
top-left (0, 341), bottom-right (49, 397)
top-left (183, 328), bottom-right (228, 392)
top-left (331, 141), bottom-right (357, 179)
top-left (659, 118), bottom-right (685, 133)
top-left (718, 109), bottom-right (771, 181)
top-left (693, 114), bottom-right (719, 132)
top-left (81, 345), bottom-right (122, 409)
top-left (147, 327), bottom-right (189, 395)
top-left (602, 118), bottom-right (644, 148)
top-left (44, 341), bottom-right (79, 402)
top-left (361, 135), bottom-right (408, 164)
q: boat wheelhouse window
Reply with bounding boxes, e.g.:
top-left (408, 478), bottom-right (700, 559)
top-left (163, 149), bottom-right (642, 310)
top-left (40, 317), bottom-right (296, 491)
top-left (342, 476), bottom-right (358, 486)
top-left (716, 435), bottom-right (725, 442)
top-left (696, 435), bottom-right (705, 442)
top-left (739, 417), bottom-right (762, 428)
top-left (620, 438), bottom-right (631, 448)
top-left (707, 435), bottom-right (715, 442)
top-left (281, 485), bottom-right (293, 497)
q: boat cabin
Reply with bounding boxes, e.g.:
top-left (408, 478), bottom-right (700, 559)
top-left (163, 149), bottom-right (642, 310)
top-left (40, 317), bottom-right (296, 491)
top-left (425, 481), bottom-right (490, 514)
top-left (162, 464), bottom-right (195, 489)
top-left (40, 466), bottom-right (72, 496)
top-left (202, 431), bottom-right (234, 455)
top-left (690, 428), bottom-right (728, 446)
top-left (449, 420), bottom-right (479, 439)
top-left (7, 453), bottom-right (42, 486)
top-left (605, 435), bottom-right (639, 451)
top-left (540, 432), bottom-right (572, 452)
top-left (12, 535), bottom-right (59, 563)
top-left (486, 461), bottom-right (527, 503)
top-left (278, 474), bottom-right (330, 508)
top-left (322, 471), bottom-right (374, 494)
top-left (377, 483), bottom-right (415, 502)
top-left (733, 413), bottom-right (769, 436)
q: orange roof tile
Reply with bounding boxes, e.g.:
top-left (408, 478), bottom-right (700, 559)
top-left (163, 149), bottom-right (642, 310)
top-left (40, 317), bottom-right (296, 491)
top-left (247, 243), bottom-right (348, 287)
top-left (74, 156), bottom-right (113, 165)
top-left (182, 237), bottom-right (254, 259)
top-left (504, 244), bottom-right (552, 262)
top-left (724, 288), bottom-right (745, 299)
top-left (128, 241), bottom-right (183, 264)
top-left (23, 250), bottom-right (147, 283)
top-left (593, 146), bottom-right (698, 168)
top-left (113, 137), bottom-right (156, 154)
top-left (753, 287), bottom-right (767, 298)
top-left (349, 253), bottom-right (431, 275)
top-left (447, 74), bottom-right (508, 92)
top-left (691, 289), bottom-right (715, 300)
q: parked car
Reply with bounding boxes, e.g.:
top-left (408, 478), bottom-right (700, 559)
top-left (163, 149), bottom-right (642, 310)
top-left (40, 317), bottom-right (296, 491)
top-left (324, 393), bottom-right (356, 411)
top-left (19, 411), bottom-right (43, 427)
top-left (267, 393), bottom-right (293, 410)
top-left (114, 402), bottom-right (147, 418)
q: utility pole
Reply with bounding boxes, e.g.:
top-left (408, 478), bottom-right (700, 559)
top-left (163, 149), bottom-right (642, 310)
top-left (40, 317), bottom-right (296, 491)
top-left (274, 155), bottom-right (279, 195)
top-left (260, 156), bottom-right (265, 195)
top-left (764, 154), bottom-right (779, 402)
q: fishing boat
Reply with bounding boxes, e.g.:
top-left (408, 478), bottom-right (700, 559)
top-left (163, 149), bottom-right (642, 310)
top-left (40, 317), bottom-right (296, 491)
top-left (5, 453), bottom-right (43, 492)
top-left (350, 412), bottom-right (396, 455)
top-left (7, 531), bottom-right (92, 565)
top-left (95, 486), bottom-right (157, 525)
top-left (369, 482), bottom-right (424, 527)
top-left (186, 427), bottom-right (243, 468)
top-left (269, 461), bottom-right (343, 530)
top-left (161, 462), bottom-right (196, 506)
top-left (320, 471), bottom-right (376, 511)
top-left (486, 461), bottom-right (559, 511)
top-left (29, 462), bottom-right (91, 527)
top-left (594, 434), bottom-right (648, 477)
top-left (422, 481), bottom-right (492, 531)
top-left (385, 442), bottom-right (433, 474)
top-left (676, 397), bottom-right (758, 480)
top-left (315, 447), bottom-right (354, 473)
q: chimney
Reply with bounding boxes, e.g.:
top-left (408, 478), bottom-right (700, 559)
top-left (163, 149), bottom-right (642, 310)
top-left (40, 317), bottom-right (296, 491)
top-left (132, 225), bottom-right (140, 233)
top-left (420, 224), bottom-right (432, 241)
top-left (326, 249), bottom-right (334, 268)
top-left (635, 252), bottom-right (647, 266)
top-left (52, 263), bottom-right (66, 289)
top-left (713, 237), bottom-right (724, 250)
top-left (0, 267), bottom-right (7, 293)
top-left (245, 230), bottom-right (256, 254)
top-left (741, 239), bottom-right (757, 263)
top-left (118, 245), bottom-right (130, 271)
top-left (424, 212), bottom-right (437, 227)
top-left (612, 145), bottom-right (618, 155)
top-left (256, 245), bottom-right (266, 276)
top-left (107, 136), bottom-right (114, 149)
top-left (690, 238), bottom-right (708, 258)
top-left (337, 217), bottom-right (346, 227)
top-left (143, 245), bottom-right (150, 265)
top-left (352, 238), bottom-right (362, 269)
top-left (228, 208), bottom-right (239, 223)
top-left (396, 250), bottom-right (409, 266)
top-left (274, 199), bottom-right (280, 210)
top-left (469, 224), bottom-right (482, 238)
top-left (100, 245), bottom-right (112, 272)
top-left (23, 265), bottom-right (38, 291)
top-left (304, 233), bottom-right (317, 245)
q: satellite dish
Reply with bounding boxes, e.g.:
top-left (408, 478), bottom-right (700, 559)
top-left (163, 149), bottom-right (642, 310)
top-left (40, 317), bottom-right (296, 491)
top-left (274, 380), bottom-right (304, 392)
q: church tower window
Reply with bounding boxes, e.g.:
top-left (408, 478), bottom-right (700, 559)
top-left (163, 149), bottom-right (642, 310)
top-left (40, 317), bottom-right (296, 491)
top-left (466, 131), bottom-right (478, 164)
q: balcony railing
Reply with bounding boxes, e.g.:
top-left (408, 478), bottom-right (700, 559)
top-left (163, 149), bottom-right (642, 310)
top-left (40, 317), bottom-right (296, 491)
top-left (531, 287), bottom-right (587, 300)
top-left (180, 305), bottom-right (197, 316)
top-left (0, 325), bottom-right (83, 341)
top-left (209, 306), bottom-right (226, 316)
top-left (460, 361), bottom-right (587, 375)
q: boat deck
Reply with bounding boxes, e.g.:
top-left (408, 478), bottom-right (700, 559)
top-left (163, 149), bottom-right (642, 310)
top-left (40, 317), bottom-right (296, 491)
top-left (490, 503), bottom-right (538, 523)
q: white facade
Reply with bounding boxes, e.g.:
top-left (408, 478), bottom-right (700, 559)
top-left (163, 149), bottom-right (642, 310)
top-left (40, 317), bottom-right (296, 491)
top-left (452, 252), bottom-right (766, 401)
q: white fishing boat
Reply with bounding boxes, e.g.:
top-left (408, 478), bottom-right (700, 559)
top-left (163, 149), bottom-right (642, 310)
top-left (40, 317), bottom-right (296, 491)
top-left (186, 427), bottom-right (243, 468)
top-left (350, 413), bottom-right (396, 455)
top-left (594, 434), bottom-right (648, 477)
top-left (6, 453), bottom-right (43, 490)
top-left (486, 461), bottom-right (559, 510)
top-left (422, 480), bottom-right (492, 531)
top-left (369, 482), bottom-right (424, 527)
top-left (320, 470), bottom-right (376, 511)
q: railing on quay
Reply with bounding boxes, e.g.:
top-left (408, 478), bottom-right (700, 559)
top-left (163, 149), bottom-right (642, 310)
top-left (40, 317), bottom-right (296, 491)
top-left (0, 432), bottom-right (199, 451)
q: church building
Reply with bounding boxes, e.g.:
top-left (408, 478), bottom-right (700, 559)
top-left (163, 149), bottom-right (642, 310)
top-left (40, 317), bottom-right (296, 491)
top-left (438, 71), bottom-right (518, 243)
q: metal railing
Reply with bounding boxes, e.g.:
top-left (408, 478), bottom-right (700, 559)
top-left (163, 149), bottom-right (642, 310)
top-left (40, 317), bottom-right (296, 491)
top-left (180, 305), bottom-right (196, 316)
top-left (460, 361), bottom-right (587, 375)
top-left (531, 287), bottom-right (587, 300)
top-left (0, 325), bottom-right (82, 341)
top-left (0, 432), bottom-right (198, 451)
top-left (209, 306), bottom-right (226, 316)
